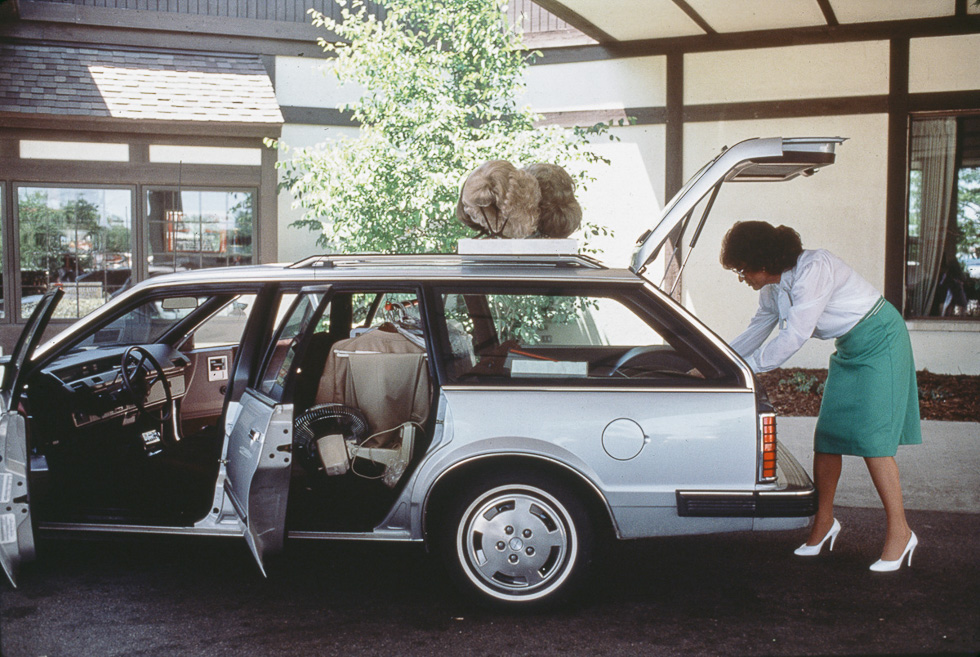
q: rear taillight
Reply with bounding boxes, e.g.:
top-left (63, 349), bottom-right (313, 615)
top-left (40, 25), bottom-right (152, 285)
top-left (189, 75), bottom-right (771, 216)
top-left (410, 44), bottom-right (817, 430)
top-left (759, 413), bottom-right (777, 482)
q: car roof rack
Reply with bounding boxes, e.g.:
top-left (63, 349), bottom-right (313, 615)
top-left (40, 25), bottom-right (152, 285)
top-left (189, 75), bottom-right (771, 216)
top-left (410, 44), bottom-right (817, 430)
top-left (288, 252), bottom-right (607, 270)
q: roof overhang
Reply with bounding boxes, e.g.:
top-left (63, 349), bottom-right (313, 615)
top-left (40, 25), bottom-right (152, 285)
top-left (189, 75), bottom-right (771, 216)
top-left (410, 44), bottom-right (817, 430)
top-left (531, 0), bottom-right (976, 46)
top-left (0, 42), bottom-right (283, 135)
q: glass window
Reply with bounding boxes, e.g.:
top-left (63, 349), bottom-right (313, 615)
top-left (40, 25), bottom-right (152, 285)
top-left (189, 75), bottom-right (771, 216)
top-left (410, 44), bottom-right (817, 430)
top-left (178, 294), bottom-right (257, 350)
top-left (17, 186), bottom-right (132, 320)
top-left (68, 295), bottom-right (215, 352)
top-left (905, 116), bottom-right (980, 318)
top-left (352, 291), bottom-right (422, 332)
top-left (20, 140), bottom-right (129, 162)
top-left (436, 289), bottom-right (730, 385)
top-left (258, 293), bottom-right (325, 401)
top-left (146, 189), bottom-right (254, 274)
top-left (148, 145), bottom-right (261, 166)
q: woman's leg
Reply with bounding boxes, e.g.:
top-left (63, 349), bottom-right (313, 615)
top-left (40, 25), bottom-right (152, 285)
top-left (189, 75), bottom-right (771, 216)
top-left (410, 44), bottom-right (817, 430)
top-left (865, 456), bottom-right (913, 560)
top-left (806, 451), bottom-right (842, 545)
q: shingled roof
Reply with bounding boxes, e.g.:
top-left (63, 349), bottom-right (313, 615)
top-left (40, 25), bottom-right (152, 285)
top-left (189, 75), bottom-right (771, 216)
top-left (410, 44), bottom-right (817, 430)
top-left (0, 43), bottom-right (283, 124)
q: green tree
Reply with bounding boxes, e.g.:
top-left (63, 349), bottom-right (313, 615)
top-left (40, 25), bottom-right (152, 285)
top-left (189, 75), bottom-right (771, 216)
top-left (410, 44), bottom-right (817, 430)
top-left (271, 0), bottom-right (612, 254)
top-left (18, 190), bottom-right (65, 271)
top-left (957, 167), bottom-right (980, 259)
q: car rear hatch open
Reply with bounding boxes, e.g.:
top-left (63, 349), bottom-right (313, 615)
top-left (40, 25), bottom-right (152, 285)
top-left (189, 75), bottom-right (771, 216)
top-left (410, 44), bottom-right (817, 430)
top-left (631, 137), bottom-right (846, 291)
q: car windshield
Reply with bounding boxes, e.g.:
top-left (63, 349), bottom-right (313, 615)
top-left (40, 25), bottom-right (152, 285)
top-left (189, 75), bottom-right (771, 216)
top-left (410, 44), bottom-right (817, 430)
top-left (67, 295), bottom-right (219, 352)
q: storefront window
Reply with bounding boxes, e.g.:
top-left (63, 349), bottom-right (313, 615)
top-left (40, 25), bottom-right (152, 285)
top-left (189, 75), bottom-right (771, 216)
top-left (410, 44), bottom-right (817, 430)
top-left (906, 116), bottom-right (980, 319)
top-left (17, 186), bottom-right (132, 319)
top-left (146, 189), bottom-right (254, 274)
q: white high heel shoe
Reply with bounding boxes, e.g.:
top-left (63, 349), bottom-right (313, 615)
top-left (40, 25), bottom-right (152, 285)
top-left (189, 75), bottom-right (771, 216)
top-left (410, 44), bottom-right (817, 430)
top-left (870, 531), bottom-right (918, 572)
top-left (794, 518), bottom-right (841, 556)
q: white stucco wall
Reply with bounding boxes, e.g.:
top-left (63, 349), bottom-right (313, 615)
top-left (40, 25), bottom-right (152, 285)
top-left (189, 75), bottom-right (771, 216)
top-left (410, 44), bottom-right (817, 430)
top-left (275, 124), bottom-right (360, 264)
top-left (572, 125), bottom-right (666, 268)
top-left (275, 56), bottom-right (364, 108)
top-left (522, 55), bottom-right (667, 111)
top-left (677, 41), bottom-right (893, 369)
top-left (521, 56), bottom-right (668, 265)
top-left (909, 33), bottom-right (980, 93)
top-left (685, 41), bottom-right (890, 104)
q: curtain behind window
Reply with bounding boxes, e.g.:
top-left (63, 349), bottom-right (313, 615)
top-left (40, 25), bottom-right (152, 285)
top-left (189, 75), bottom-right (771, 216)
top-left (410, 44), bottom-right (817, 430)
top-left (907, 118), bottom-right (957, 316)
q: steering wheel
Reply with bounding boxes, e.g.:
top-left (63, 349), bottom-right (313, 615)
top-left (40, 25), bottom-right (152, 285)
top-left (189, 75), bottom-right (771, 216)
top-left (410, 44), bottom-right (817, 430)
top-left (120, 346), bottom-right (173, 421)
top-left (607, 345), bottom-right (660, 377)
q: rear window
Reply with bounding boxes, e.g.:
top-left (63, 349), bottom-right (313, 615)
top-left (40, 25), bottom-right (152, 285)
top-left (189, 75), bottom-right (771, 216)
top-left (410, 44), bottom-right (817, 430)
top-left (433, 287), bottom-right (739, 387)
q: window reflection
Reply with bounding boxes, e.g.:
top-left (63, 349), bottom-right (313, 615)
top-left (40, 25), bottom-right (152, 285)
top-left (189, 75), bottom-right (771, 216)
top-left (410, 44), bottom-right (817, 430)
top-left (146, 189), bottom-right (254, 273)
top-left (17, 186), bottom-right (132, 319)
top-left (906, 116), bottom-right (980, 319)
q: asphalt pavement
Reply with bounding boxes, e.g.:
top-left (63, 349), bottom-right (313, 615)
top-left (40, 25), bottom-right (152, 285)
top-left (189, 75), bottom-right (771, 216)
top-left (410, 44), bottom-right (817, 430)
top-left (1, 420), bottom-right (977, 657)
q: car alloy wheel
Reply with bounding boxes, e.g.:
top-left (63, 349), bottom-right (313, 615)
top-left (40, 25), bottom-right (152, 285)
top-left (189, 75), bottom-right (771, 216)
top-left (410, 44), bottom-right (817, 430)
top-left (446, 476), bottom-right (592, 607)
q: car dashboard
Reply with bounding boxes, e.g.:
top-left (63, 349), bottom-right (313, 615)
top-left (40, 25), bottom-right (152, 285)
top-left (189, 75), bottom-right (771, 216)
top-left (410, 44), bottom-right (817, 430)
top-left (34, 345), bottom-right (189, 428)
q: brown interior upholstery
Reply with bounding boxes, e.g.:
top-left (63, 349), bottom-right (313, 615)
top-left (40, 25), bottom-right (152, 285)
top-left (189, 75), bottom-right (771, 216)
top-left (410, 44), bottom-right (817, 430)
top-left (315, 326), bottom-right (430, 446)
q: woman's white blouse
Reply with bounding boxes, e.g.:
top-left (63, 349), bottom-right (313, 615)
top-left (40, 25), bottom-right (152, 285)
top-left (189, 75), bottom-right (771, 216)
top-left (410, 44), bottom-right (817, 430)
top-left (729, 249), bottom-right (881, 373)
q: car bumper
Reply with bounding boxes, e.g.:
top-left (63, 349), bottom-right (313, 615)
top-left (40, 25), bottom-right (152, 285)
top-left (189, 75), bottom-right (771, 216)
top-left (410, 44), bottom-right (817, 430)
top-left (674, 441), bottom-right (817, 518)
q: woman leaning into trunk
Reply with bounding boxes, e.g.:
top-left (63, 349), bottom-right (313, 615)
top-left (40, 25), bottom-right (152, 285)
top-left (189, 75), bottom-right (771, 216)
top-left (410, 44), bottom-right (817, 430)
top-left (721, 221), bottom-right (921, 572)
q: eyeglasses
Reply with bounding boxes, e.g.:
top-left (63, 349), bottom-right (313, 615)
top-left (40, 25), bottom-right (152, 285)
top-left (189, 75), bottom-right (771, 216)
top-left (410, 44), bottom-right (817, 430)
top-left (732, 268), bottom-right (746, 281)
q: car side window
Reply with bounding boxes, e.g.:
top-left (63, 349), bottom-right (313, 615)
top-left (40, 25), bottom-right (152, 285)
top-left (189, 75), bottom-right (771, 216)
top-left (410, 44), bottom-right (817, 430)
top-left (437, 290), bottom-right (721, 385)
top-left (352, 292), bottom-right (421, 334)
top-left (256, 293), bottom-right (324, 401)
top-left (177, 294), bottom-right (257, 350)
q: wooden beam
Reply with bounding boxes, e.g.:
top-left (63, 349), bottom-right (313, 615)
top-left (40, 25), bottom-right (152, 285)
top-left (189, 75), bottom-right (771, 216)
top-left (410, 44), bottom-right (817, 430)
top-left (280, 107), bottom-right (357, 126)
top-left (528, 0), bottom-right (617, 44)
top-left (885, 38), bottom-right (910, 310)
top-left (670, 0), bottom-right (714, 35)
top-left (909, 90), bottom-right (980, 113)
top-left (0, 113), bottom-right (282, 139)
top-left (683, 96), bottom-right (890, 122)
top-left (665, 53), bottom-right (684, 199)
top-left (815, 0), bottom-right (839, 27)
top-left (532, 14), bottom-right (980, 63)
top-left (664, 52), bottom-right (685, 301)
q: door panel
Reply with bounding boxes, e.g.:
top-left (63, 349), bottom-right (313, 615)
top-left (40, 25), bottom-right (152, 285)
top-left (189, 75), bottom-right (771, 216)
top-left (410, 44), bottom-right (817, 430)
top-left (224, 389), bottom-right (293, 573)
top-left (1, 288), bottom-right (62, 587)
top-left (222, 286), bottom-right (330, 572)
top-left (179, 347), bottom-right (237, 436)
top-left (0, 412), bottom-right (34, 587)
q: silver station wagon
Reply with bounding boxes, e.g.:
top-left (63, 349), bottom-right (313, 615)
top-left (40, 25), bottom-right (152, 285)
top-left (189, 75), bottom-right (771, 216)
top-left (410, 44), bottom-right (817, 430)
top-left (0, 137), bottom-right (841, 608)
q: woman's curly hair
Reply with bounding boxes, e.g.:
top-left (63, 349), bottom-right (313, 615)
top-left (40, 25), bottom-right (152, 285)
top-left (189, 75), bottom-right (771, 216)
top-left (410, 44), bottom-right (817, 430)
top-left (720, 221), bottom-right (803, 274)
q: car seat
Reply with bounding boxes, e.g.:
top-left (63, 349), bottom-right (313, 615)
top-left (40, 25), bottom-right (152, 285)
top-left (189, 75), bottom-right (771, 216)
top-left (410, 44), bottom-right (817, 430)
top-left (308, 323), bottom-right (431, 486)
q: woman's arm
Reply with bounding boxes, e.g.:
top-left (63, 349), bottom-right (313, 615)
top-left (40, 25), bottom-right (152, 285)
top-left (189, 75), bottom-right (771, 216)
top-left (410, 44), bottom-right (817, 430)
top-left (729, 289), bottom-right (778, 362)
top-left (751, 259), bottom-right (835, 372)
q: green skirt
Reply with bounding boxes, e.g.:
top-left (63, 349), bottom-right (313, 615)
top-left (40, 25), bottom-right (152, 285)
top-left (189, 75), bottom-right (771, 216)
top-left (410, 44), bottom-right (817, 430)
top-left (814, 298), bottom-right (922, 457)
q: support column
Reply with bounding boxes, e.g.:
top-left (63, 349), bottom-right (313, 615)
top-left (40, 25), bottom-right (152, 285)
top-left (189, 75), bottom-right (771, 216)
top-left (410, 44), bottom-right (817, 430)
top-left (885, 38), bottom-right (910, 310)
top-left (664, 52), bottom-right (684, 300)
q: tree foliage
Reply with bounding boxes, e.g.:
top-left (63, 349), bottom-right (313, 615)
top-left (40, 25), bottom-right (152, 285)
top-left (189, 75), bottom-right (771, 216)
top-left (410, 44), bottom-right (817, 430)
top-left (957, 167), bottom-right (980, 259)
top-left (271, 0), bottom-right (612, 254)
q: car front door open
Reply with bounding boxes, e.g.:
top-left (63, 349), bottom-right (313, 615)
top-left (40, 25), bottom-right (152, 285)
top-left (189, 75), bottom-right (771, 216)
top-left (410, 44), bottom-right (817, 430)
top-left (1, 289), bottom-right (62, 587)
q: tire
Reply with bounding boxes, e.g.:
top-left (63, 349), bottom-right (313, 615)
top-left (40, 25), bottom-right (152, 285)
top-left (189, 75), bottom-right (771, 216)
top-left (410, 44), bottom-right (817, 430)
top-left (437, 470), bottom-right (594, 609)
